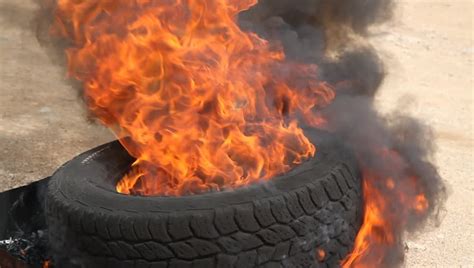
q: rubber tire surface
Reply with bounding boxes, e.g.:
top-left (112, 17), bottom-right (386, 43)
top-left (46, 129), bottom-right (362, 268)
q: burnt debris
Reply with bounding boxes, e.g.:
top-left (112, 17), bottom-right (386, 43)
top-left (0, 179), bottom-right (50, 268)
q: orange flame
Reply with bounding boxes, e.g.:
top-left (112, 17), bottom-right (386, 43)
top-left (316, 248), bottom-right (326, 262)
top-left (43, 260), bottom-right (51, 268)
top-left (51, 0), bottom-right (334, 195)
top-left (341, 150), bottom-right (430, 267)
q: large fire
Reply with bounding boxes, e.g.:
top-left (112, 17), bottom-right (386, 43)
top-left (51, 0), bottom-right (333, 196)
top-left (49, 0), bottom-right (432, 266)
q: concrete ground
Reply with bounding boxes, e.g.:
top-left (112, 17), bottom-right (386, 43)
top-left (0, 0), bottom-right (472, 267)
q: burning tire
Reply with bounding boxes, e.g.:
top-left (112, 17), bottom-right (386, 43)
top-left (45, 129), bottom-right (362, 268)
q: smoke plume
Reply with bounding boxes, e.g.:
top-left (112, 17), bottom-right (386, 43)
top-left (239, 0), bottom-right (445, 266)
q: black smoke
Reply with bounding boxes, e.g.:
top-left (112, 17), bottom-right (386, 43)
top-left (240, 0), bottom-right (445, 266)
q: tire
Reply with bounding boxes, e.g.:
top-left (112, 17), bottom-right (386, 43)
top-left (45, 129), bottom-right (362, 268)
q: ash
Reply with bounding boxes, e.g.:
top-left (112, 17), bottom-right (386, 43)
top-left (0, 230), bottom-right (49, 265)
